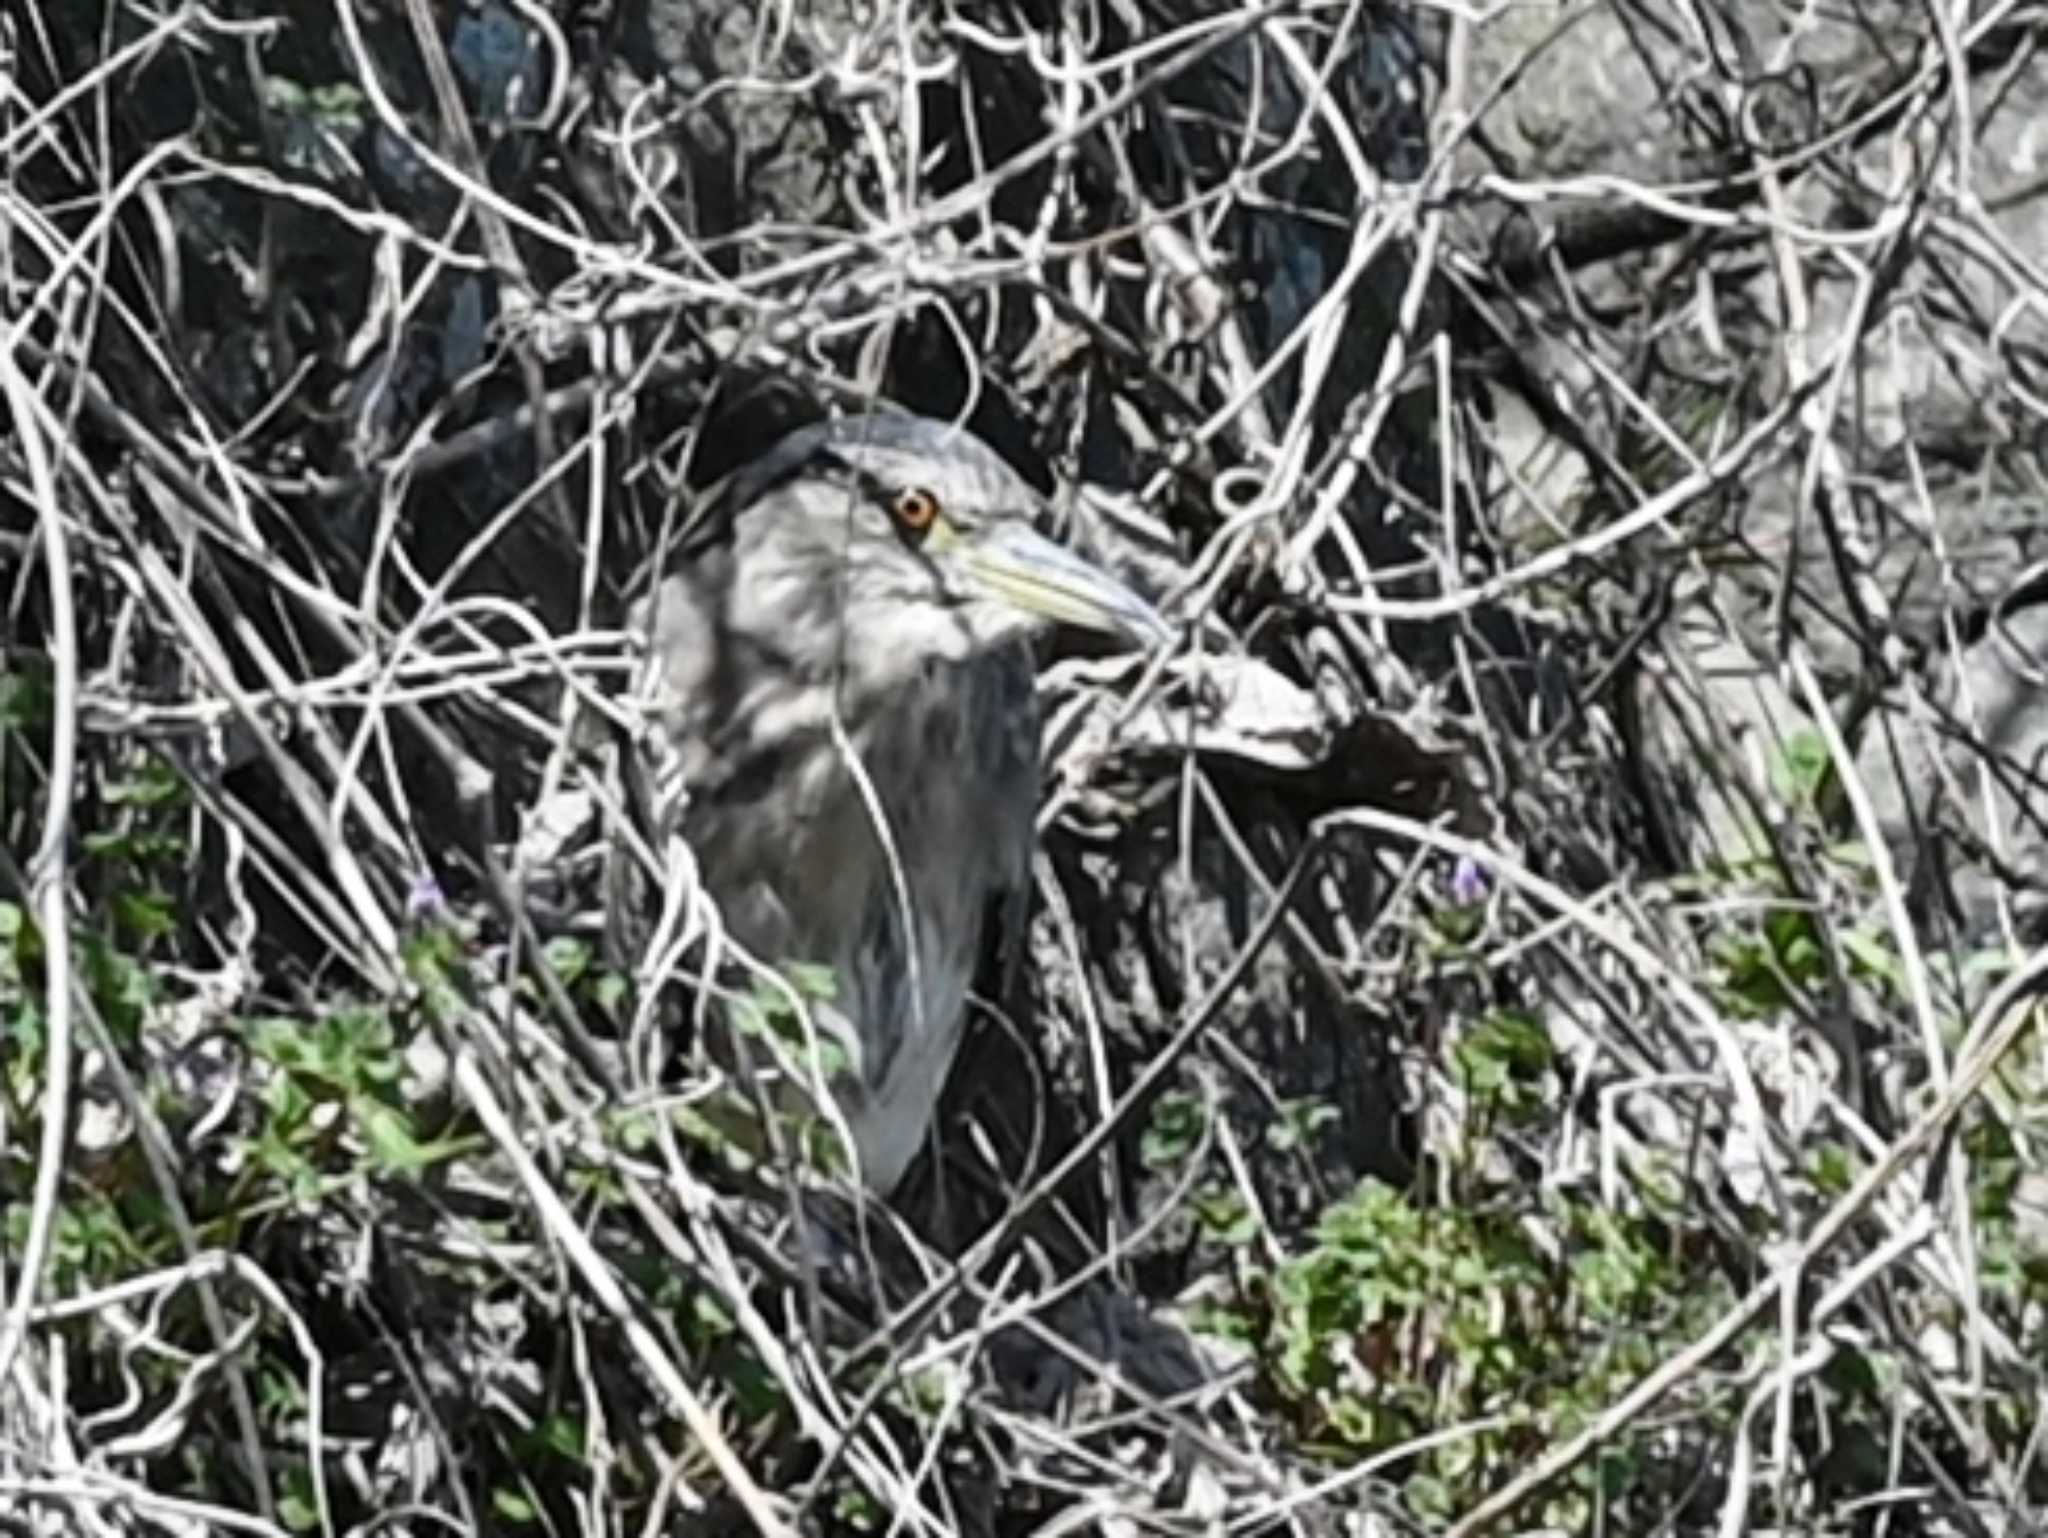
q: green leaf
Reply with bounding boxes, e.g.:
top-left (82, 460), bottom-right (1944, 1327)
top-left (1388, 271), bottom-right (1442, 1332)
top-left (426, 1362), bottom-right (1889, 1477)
top-left (1841, 928), bottom-right (1907, 998)
top-left (608, 1107), bottom-right (658, 1152)
top-left (688, 1292), bottom-right (735, 1341)
top-left (102, 756), bottom-right (186, 808)
top-left (833, 1489), bottom-right (882, 1531)
top-left (1326, 1392), bottom-right (1379, 1447)
top-left (80, 935), bottom-right (152, 1041)
top-left (492, 1487), bottom-right (539, 1525)
top-left (0, 659), bottom-right (53, 728)
top-left (729, 995), bottom-right (770, 1038)
top-left (1809, 1141), bottom-right (1855, 1195)
top-left (1193, 1184), bottom-right (1260, 1246)
top-left (1141, 1092), bottom-right (1205, 1170)
top-left (113, 887), bottom-right (178, 944)
top-left (309, 83), bottom-right (367, 121)
top-left (1266, 1098), bottom-right (1338, 1154)
top-left (356, 1099), bottom-right (432, 1175)
top-left (533, 1413), bottom-right (585, 1461)
top-left (1772, 726), bottom-right (1832, 804)
top-left (1405, 1471), bottom-right (1455, 1520)
top-left (277, 1465), bottom-right (321, 1533)
top-left (782, 961), bottom-right (839, 1002)
top-left (0, 902), bottom-right (24, 995)
top-left (1462, 1010), bottom-right (1554, 1077)
top-left (5, 1001), bottom-right (46, 1063)
top-left (543, 935), bottom-right (591, 986)
top-left (1188, 1301), bottom-right (1257, 1347)
top-left (360, 1099), bottom-right (467, 1177)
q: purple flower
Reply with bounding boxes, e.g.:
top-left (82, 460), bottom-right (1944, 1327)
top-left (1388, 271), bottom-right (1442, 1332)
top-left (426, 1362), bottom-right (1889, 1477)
top-left (1449, 855), bottom-right (1489, 905)
top-left (405, 871), bottom-right (447, 923)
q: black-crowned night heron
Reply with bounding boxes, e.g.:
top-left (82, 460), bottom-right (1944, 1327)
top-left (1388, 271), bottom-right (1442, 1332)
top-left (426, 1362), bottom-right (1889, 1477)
top-left (634, 414), bottom-right (1166, 1192)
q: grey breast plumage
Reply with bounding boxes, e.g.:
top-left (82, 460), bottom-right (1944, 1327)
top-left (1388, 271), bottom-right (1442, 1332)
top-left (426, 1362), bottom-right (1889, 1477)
top-left (633, 413), bottom-right (1165, 1191)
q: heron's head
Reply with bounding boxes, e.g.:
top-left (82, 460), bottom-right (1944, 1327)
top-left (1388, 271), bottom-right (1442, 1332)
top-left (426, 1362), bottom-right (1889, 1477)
top-left (722, 415), bottom-right (1169, 656)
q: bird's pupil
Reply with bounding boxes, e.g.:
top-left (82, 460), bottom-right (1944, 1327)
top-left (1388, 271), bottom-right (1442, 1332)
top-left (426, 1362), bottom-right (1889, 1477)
top-left (897, 489), bottom-right (938, 530)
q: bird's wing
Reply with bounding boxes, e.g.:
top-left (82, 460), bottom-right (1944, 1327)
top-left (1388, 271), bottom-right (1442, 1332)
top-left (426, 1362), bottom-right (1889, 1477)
top-left (978, 655), bottom-right (1042, 1029)
top-left (985, 850), bottom-right (1035, 1022)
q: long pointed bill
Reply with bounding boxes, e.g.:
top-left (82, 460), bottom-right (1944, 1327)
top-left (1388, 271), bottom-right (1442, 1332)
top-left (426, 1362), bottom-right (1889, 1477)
top-left (960, 523), bottom-right (1171, 648)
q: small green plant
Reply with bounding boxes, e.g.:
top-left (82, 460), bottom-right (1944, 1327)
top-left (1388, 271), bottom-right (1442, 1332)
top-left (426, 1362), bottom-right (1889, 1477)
top-left (730, 961), bottom-right (848, 1077)
top-left (1772, 725), bottom-right (1833, 807)
top-left (1196, 1176), bottom-right (1743, 1525)
top-left (1141, 1090), bottom-right (1208, 1169)
top-left (240, 1003), bottom-right (465, 1201)
top-left (833, 1487), bottom-right (884, 1531)
top-left (1710, 905), bottom-right (1828, 1015)
top-left (1191, 1183), bottom-right (1260, 1246)
top-left (1267, 1097), bottom-right (1340, 1155)
top-left (1455, 1009), bottom-right (1555, 1126)
top-left (676, 964), bottom-right (857, 1175)
top-left (0, 1188), bottom-right (168, 1295)
top-left (0, 654), bottom-right (54, 731)
top-left (261, 77), bottom-right (368, 183)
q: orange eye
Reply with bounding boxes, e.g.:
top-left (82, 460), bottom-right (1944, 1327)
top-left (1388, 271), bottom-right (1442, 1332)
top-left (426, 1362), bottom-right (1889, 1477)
top-left (893, 486), bottom-right (941, 539)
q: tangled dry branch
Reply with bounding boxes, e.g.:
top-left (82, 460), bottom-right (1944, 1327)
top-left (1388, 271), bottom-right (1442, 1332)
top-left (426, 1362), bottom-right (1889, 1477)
top-left (3, 0), bottom-right (2048, 1533)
